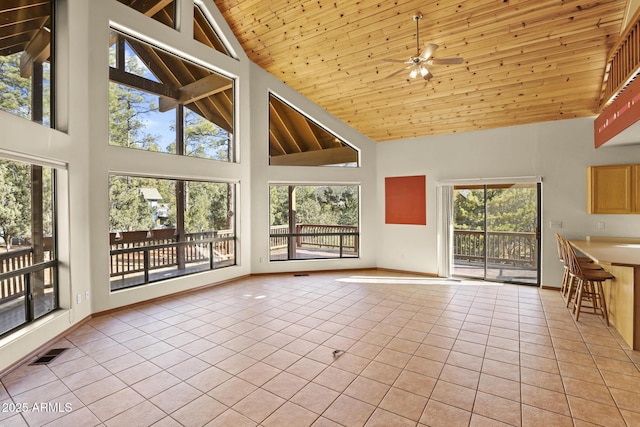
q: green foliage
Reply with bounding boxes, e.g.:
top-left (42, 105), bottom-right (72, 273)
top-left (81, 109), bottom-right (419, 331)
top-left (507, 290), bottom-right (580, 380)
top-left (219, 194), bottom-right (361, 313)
top-left (0, 160), bottom-right (30, 246)
top-left (270, 185), bottom-right (359, 227)
top-left (0, 53), bottom-right (32, 120)
top-left (108, 176), bottom-right (154, 232)
top-left (185, 181), bottom-right (232, 232)
top-left (183, 108), bottom-right (230, 161)
top-left (454, 186), bottom-right (537, 232)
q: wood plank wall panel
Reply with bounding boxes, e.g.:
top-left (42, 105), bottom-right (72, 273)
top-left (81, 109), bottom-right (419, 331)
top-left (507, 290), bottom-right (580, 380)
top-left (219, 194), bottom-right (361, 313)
top-left (213, 0), bottom-right (627, 141)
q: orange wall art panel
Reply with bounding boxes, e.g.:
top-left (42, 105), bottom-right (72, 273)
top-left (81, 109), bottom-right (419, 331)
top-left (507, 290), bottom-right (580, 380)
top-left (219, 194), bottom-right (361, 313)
top-left (385, 175), bottom-right (426, 225)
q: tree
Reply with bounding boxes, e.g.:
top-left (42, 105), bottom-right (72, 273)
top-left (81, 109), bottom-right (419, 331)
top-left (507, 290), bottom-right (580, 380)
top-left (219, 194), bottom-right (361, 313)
top-left (0, 160), bottom-right (31, 250)
top-left (0, 53), bottom-right (32, 120)
top-left (108, 176), bottom-right (154, 232)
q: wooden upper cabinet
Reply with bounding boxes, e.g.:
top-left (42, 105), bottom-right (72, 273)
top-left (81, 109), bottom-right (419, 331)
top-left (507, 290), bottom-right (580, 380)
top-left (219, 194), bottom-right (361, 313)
top-left (587, 164), bottom-right (635, 214)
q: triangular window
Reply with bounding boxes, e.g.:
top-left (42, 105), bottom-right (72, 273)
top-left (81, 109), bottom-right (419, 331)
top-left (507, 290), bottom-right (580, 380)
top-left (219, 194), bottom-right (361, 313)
top-left (193, 4), bottom-right (232, 56)
top-left (269, 94), bottom-right (359, 167)
top-left (116, 0), bottom-right (176, 29)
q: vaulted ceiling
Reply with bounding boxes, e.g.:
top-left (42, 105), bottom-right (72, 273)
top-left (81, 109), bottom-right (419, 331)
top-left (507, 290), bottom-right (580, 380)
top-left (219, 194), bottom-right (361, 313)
top-left (213, 0), bottom-right (629, 142)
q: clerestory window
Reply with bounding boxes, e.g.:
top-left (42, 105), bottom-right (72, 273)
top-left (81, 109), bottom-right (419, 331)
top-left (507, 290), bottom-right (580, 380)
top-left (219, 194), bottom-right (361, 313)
top-left (108, 30), bottom-right (236, 162)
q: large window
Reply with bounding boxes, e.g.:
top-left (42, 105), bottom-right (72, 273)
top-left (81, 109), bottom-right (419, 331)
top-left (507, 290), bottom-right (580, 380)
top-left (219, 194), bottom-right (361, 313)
top-left (269, 184), bottom-right (359, 261)
top-left (0, 0), bottom-right (54, 127)
top-left (0, 157), bottom-right (58, 337)
top-left (108, 30), bottom-right (235, 162)
top-left (109, 175), bottom-right (236, 290)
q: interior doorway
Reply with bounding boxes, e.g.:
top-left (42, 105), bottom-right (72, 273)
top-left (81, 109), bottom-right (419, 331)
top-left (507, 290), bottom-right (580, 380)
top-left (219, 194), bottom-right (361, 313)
top-left (452, 182), bottom-right (541, 285)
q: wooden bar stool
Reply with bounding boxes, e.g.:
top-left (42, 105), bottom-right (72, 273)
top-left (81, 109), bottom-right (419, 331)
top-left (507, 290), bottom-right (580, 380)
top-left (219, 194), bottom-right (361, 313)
top-left (555, 234), bottom-right (601, 307)
top-left (566, 241), bottom-right (614, 325)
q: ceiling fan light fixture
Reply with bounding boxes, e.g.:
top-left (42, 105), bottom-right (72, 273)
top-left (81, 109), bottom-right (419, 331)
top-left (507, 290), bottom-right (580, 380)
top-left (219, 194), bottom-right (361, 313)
top-left (419, 65), bottom-right (429, 77)
top-left (409, 66), bottom-right (420, 79)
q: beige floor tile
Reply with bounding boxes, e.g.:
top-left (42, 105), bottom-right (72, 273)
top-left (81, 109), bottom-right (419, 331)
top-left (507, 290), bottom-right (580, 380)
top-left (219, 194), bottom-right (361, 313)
top-left (207, 377), bottom-right (257, 407)
top-left (477, 373), bottom-right (520, 402)
top-left (263, 371), bottom-right (308, 399)
top-left (378, 386), bottom-right (428, 421)
top-left (262, 401), bottom-right (318, 427)
top-left (262, 349), bottom-right (302, 370)
top-left (322, 394), bottom-right (375, 427)
top-left (330, 352), bottom-right (370, 374)
top-left (73, 375), bottom-right (126, 405)
top-left (521, 383), bottom-right (570, 416)
top-left (373, 348), bottom-right (411, 368)
top-left (420, 400), bottom-right (471, 427)
top-left (521, 403), bottom-right (573, 427)
top-left (473, 390), bottom-right (522, 426)
top-left (348, 341), bottom-right (383, 359)
top-left (150, 382), bottom-right (202, 413)
top-left (291, 382), bottom-right (339, 414)
top-left (88, 387), bottom-right (145, 422)
top-left (431, 380), bottom-right (477, 411)
top-left (204, 408), bottom-right (257, 427)
top-left (43, 406), bottom-right (102, 427)
top-left (166, 357), bottom-right (211, 381)
top-left (186, 366), bottom-right (233, 393)
top-left (365, 408), bottom-right (415, 427)
top-left (115, 361), bottom-right (162, 386)
top-left (171, 394), bottom-right (227, 427)
top-left (104, 400), bottom-right (165, 427)
top-left (446, 350), bottom-right (484, 372)
top-left (215, 353), bottom-right (257, 375)
top-left (405, 355), bottom-right (445, 378)
top-left (484, 346), bottom-right (520, 365)
top-left (312, 366), bottom-right (356, 391)
top-left (236, 362), bottom-right (281, 386)
top-left (482, 358), bottom-right (520, 382)
top-left (392, 370), bottom-right (436, 398)
top-left (562, 376), bottom-right (616, 406)
top-left (132, 371), bottom-right (181, 399)
top-left (440, 364), bottom-right (480, 389)
top-left (232, 389), bottom-right (285, 423)
top-left (558, 361), bottom-right (605, 385)
top-left (360, 360), bottom-right (402, 385)
top-left (609, 387), bottom-right (640, 412)
top-left (343, 376), bottom-right (390, 406)
top-left (620, 408), bottom-right (640, 427)
top-left (469, 413), bottom-right (514, 427)
top-left (567, 395), bottom-right (626, 427)
top-left (520, 367), bottom-right (564, 393)
top-left (286, 357), bottom-right (327, 380)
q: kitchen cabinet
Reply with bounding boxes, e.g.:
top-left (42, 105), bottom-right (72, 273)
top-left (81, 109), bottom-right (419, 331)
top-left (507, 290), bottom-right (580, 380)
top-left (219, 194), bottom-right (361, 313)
top-left (587, 164), bottom-right (640, 214)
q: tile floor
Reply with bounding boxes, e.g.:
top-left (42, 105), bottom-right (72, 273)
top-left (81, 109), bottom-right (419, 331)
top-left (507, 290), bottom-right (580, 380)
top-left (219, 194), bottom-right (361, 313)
top-left (1, 270), bottom-right (639, 427)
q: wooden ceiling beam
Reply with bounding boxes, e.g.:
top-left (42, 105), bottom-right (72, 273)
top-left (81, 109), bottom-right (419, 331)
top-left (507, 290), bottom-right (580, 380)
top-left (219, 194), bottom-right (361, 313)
top-left (19, 24), bottom-right (49, 77)
top-left (159, 73), bottom-right (232, 112)
top-left (269, 146), bottom-right (357, 166)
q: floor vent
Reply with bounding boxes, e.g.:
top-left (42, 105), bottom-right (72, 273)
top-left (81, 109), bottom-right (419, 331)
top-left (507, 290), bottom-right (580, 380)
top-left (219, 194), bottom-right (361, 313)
top-left (30, 348), bottom-right (68, 365)
top-left (294, 273), bottom-right (309, 277)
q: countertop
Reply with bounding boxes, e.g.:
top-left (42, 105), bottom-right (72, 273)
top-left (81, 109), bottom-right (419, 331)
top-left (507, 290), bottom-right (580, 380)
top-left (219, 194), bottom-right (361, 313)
top-left (570, 240), bottom-right (640, 268)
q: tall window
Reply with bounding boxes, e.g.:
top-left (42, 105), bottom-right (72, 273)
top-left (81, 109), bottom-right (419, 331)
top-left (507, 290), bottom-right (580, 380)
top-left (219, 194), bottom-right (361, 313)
top-left (109, 175), bottom-right (236, 290)
top-left (0, 157), bottom-right (58, 337)
top-left (269, 185), bottom-right (359, 261)
top-left (108, 30), bottom-right (235, 162)
top-left (0, 0), bottom-right (54, 127)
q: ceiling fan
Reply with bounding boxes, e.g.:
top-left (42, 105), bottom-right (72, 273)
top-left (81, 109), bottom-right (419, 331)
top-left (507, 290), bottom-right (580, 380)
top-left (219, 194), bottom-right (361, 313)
top-left (383, 13), bottom-right (464, 80)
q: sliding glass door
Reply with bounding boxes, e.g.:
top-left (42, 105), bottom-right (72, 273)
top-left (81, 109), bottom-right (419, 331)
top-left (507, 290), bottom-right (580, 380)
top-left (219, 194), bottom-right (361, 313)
top-left (452, 183), bottom-right (540, 285)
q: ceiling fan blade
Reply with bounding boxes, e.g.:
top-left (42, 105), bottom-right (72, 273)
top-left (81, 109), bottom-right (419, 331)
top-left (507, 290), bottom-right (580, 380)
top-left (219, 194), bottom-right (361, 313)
top-left (423, 69), bottom-right (434, 81)
top-left (429, 57), bottom-right (464, 65)
top-left (419, 43), bottom-right (439, 60)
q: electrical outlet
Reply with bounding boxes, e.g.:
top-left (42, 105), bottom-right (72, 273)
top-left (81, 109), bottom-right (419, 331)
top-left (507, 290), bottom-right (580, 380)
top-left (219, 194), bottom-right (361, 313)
top-left (85, 291), bottom-right (90, 300)
top-left (77, 294), bottom-right (81, 304)
top-left (597, 221), bottom-right (606, 231)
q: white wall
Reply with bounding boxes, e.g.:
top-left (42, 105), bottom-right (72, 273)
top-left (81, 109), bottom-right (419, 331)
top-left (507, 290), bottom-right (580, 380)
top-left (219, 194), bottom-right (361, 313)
top-left (0, 0), bottom-right (377, 372)
top-left (248, 63), bottom-right (378, 274)
top-left (376, 118), bottom-right (640, 287)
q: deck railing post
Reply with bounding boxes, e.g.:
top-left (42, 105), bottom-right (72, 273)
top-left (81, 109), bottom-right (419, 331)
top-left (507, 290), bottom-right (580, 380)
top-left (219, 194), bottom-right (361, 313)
top-left (143, 250), bottom-right (150, 284)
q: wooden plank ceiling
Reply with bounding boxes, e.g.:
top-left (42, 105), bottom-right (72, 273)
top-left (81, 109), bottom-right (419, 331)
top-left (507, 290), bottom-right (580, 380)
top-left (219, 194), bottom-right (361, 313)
top-left (213, 0), bottom-right (628, 142)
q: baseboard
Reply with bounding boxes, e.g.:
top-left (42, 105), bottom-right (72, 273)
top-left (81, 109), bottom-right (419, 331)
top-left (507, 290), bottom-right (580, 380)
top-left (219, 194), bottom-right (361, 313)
top-left (540, 285), bottom-right (561, 291)
top-left (375, 268), bottom-right (439, 278)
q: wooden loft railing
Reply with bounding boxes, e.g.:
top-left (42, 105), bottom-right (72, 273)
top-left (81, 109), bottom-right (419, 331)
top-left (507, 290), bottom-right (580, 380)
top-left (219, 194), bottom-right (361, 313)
top-left (595, 7), bottom-right (640, 148)
top-left (599, 7), bottom-right (640, 109)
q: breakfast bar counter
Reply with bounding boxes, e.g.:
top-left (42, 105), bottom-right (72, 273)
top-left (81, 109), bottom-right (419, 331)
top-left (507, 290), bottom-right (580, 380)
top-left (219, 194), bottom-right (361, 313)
top-left (571, 239), bottom-right (640, 350)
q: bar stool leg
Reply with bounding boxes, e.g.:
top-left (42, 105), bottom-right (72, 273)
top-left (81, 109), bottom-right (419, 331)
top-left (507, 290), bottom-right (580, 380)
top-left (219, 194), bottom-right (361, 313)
top-left (573, 279), bottom-right (584, 321)
top-left (565, 275), bottom-right (576, 308)
top-left (595, 280), bottom-right (609, 326)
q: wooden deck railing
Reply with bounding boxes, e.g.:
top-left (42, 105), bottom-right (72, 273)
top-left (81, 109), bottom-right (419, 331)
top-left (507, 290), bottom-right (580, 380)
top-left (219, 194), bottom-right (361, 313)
top-left (269, 224), bottom-right (359, 259)
top-left (109, 229), bottom-right (235, 279)
top-left (453, 229), bottom-right (537, 267)
top-left (0, 247), bottom-right (55, 304)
